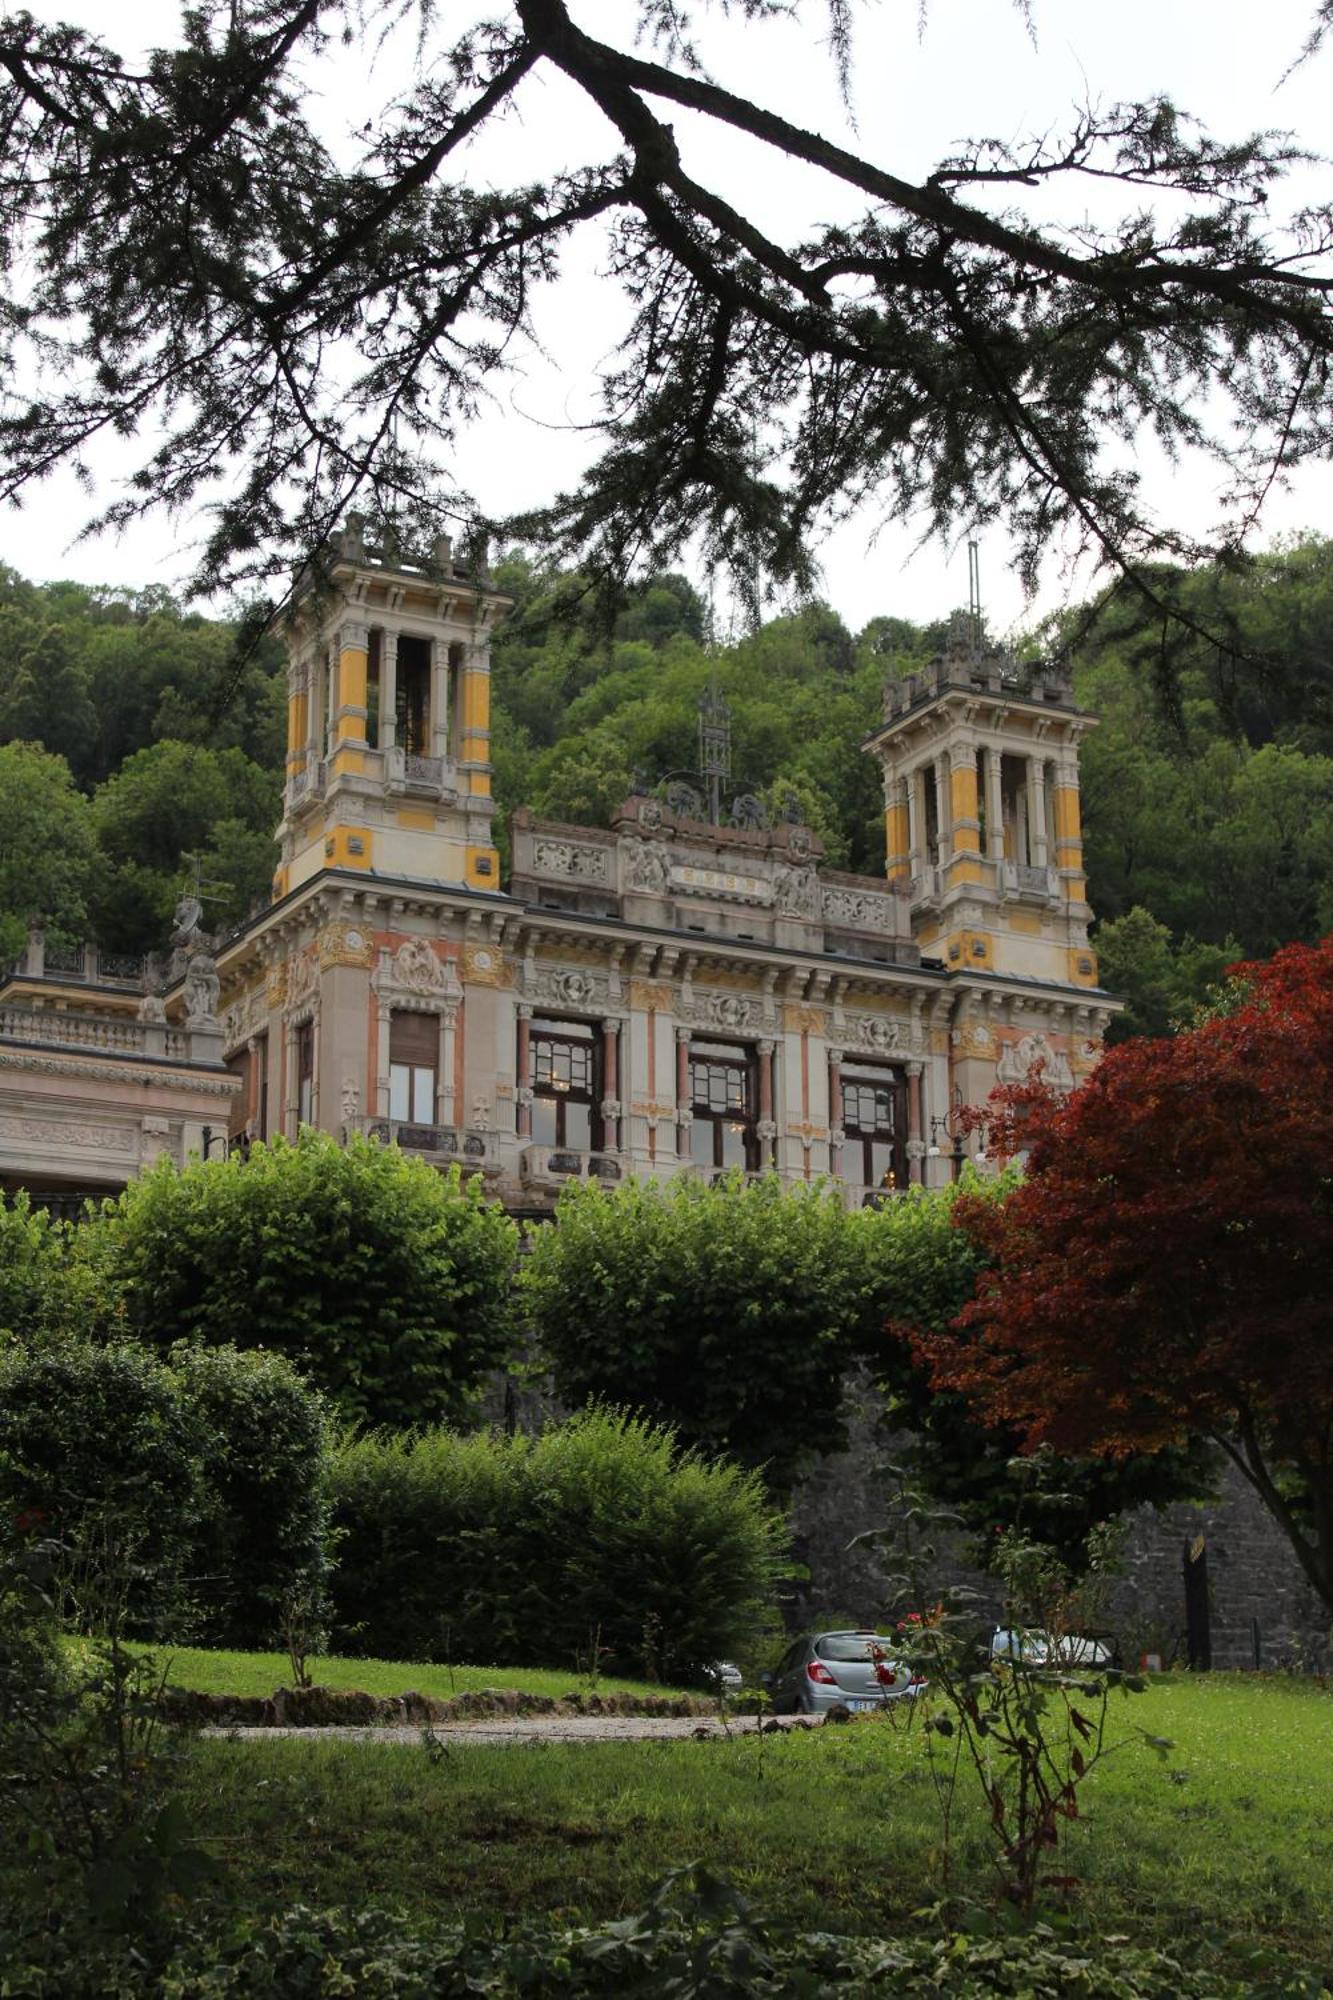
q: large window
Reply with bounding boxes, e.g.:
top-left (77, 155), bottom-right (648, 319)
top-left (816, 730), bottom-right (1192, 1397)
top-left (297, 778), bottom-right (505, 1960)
top-left (841, 1064), bottom-right (907, 1190)
top-left (689, 1041), bottom-right (757, 1172)
top-left (389, 1010), bottom-right (438, 1126)
top-left (531, 1017), bottom-right (600, 1152)
top-left (295, 1020), bottom-right (315, 1127)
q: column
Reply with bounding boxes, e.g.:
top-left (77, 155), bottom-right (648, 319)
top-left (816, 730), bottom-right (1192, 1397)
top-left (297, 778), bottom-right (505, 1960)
top-left (601, 1018), bottom-right (621, 1153)
top-left (375, 997), bottom-right (391, 1118)
top-left (1052, 756), bottom-right (1086, 899)
top-left (828, 1048), bottom-right (844, 1179)
top-left (906, 1062), bottom-right (925, 1186)
top-left (906, 767), bottom-right (922, 879)
top-left (1027, 756), bottom-right (1048, 868)
top-left (437, 1003), bottom-right (458, 1128)
top-left (884, 774), bottom-right (911, 885)
top-left (985, 747), bottom-right (1005, 863)
top-left (933, 755), bottom-right (952, 864)
top-left (431, 639), bottom-right (450, 762)
top-left (380, 631), bottom-right (398, 751)
top-left (676, 1027), bottom-right (692, 1160)
top-left (285, 662), bottom-right (308, 792)
top-left (949, 743), bottom-right (980, 859)
top-left (515, 1005), bottom-right (532, 1138)
top-left (458, 642), bottom-right (492, 794)
top-left (333, 620), bottom-right (369, 754)
top-left (757, 1039), bottom-right (776, 1169)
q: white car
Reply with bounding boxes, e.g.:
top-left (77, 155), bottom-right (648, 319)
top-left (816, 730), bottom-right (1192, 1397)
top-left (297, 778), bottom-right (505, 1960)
top-left (991, 1627), bottom-right (1117, 1667)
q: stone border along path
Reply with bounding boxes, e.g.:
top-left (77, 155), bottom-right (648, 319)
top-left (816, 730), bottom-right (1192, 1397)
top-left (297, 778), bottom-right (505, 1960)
top-left (204, 1711), bottom-right (878, 1746)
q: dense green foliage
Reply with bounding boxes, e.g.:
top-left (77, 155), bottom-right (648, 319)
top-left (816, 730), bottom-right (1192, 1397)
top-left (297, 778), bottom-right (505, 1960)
top-left (0, 1341), bottom-right (328, 1645)
top-left (523, 1174), bottom-right (867, 1492)
top-left (0, 569), bottom-right (282, 956)
top-left (0, 739), bottom-right (96, 963)
top-left (5, 1891), bottom-right (1313, 2000)
top-left (524, 1173), bottom-right (1209, 1553)
top-left (0, 1191), bottom-right (92, 1343)
top-left (167, 1346), bottom-right (332, 1650)
top-left (83, 1133), bottom-right (519, 1430)
top-left (327, 1408), bottom-right (787, 1680)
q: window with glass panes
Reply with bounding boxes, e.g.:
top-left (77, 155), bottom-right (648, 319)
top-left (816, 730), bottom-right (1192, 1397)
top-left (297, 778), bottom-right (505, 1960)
top-left (689, 1041), bottom-right (757, 1171)
top-left (295, 1020), bottom-right (315, 1126)
top-left (841, 1064), bottom-right (907, 1189)
top-left (530, 1017), bottom-right (600, 1151)
top-left (389, 1010), bottom-right (439, 1127)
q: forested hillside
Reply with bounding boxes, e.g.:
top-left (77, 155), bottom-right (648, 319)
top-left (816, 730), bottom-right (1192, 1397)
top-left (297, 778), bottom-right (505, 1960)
top-left (3, 540), bottom-right (1333, 1039)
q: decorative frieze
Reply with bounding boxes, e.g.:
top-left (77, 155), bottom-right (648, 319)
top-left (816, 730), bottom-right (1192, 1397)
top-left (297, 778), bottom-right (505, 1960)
top-left (996, 1031), bottom-right (1074, 1092)
top-left (629, 979), bottom-right (674, 1012)
top-left (460, 942), bottom-right (510, 988)
top-left (522, 964), bottom-right (609, 1014)
top-left (0, 1113), bottom-right (135, 1153)
top-left (821, 884), bottom-right (899, 932)
top-left (782, 1004), bottom-right (828, 1037)
top-left (531, 837), bottom-right (611, 883)
top-left (319, 921), bottom-right (375, 970)
top-left (844, 1013), bottom-right (904, 1057)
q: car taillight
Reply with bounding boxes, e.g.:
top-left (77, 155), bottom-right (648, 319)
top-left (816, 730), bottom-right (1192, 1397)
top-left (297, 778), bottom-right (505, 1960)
top-left (806, 1661), bottom-right (838, 1685)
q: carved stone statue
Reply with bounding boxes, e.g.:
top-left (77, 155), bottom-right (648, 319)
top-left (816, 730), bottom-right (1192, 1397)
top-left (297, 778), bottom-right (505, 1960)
top-left (622, 838), bottom-right (670, 894)
top-left (183, 953), bottom-right (220, 1025)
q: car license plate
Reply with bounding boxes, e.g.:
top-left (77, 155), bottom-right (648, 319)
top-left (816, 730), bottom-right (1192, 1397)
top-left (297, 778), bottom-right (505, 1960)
top-left (845, 1698), bottom-right (879, 1711)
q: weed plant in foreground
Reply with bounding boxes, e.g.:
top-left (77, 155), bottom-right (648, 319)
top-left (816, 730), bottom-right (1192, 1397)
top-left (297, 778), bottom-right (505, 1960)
top-left (173, 1675), bottom-right (1333, 1979)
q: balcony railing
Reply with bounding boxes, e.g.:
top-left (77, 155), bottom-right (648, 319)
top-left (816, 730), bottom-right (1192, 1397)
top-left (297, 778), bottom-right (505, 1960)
top-left (0, 1004), bottom-right (188, 1059)
top-left (519, 1144), bottom-right (623, 1188)
top-left (356, 1116), bottom-right (494, 1166)
top-left (1000, 860), bottom-right (1058, 900)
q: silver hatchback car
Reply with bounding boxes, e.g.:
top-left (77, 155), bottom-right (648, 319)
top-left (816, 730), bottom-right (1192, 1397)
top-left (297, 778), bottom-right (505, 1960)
top-left (766, 1630), bottom-right (923, 1716)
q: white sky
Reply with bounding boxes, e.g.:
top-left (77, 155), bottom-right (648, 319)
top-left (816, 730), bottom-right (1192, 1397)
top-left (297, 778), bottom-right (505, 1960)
top-left (5, 0), bottom-right (1332, 638)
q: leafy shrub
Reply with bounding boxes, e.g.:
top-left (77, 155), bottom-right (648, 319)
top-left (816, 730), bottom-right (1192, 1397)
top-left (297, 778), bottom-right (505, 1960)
top-left (4, 1888), bottom-right (1312, 1998)
top-left (328, 1408), bottom-right (787, 1681)
top-left (0, 1340), bottom-right (201, 1631)
top-left (0, 1190), bottom-right (90, 1344)
top-left (170, 1345), bottom-right (331, 1649)
top-left (80, 1131), bottom-right (520, 1428)
top-left (522, 1174), bottom-right (866, 1491)
top-left (0, 1340), bottom-right (330, 1645)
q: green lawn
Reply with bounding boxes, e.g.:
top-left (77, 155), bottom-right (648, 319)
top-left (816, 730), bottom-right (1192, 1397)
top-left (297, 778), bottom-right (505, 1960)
top-left (121, 1640), bottom-right (696, 1704)
top-left (180, 1674), bottom-right (1333, 1983)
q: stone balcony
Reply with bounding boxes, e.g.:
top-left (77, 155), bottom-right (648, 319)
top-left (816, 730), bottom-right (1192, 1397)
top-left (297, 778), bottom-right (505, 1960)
top-left (0, 1002), bottom-right (191, 1061)
top-left (353, 1115), bottom-right (496, 1171)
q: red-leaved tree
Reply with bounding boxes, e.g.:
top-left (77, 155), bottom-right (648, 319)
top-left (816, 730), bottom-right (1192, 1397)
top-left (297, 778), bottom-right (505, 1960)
top-left (915, 937), bottom-right (1333, 1616)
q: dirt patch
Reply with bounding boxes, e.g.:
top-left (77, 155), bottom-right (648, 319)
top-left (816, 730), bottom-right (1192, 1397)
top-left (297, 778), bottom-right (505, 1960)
top-left (201, 1711), bottom-right (843, 1746)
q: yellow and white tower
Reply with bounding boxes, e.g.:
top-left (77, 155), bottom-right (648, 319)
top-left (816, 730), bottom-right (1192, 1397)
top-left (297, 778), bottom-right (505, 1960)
top-left (863, 625), bottom-right (1099, 991)
top-left (275, 515), bottom-right (510, 900)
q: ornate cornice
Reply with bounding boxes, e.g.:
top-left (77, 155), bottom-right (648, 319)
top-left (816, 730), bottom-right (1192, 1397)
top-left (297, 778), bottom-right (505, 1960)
top-left (0, 1048), bottom-right (239, 1096)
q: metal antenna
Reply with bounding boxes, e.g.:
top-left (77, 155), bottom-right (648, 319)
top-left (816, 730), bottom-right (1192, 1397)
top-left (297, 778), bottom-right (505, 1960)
top-left (697, 673), bottom-right (732, 828)
top-left (967, 539), bottom-right (983, 658)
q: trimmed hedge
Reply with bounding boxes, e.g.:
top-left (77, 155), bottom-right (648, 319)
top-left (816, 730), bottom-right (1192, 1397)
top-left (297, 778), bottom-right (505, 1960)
top-left (327, 1408), bottom-right (788, 1681)
top-left (0, 1340), bottom-right (330, 1645)
top-left (80, 1132), bottom-right (519, 1429)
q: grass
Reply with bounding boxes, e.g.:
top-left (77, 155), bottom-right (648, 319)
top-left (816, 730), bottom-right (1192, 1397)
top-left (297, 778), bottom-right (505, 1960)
top-left (120, 1640), bottom-right (695, 1704)
top-left (178, 1673), bottom-right (1333, 1982)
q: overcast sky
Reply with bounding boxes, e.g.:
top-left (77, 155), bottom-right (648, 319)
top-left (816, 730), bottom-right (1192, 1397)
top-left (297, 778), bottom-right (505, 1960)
top-left (7, 0), bottom-right (1332, 637)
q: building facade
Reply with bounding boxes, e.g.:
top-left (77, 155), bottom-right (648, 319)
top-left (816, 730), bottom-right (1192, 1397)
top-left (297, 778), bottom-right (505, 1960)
top-left (210, 527), bottom-right (1116, 1212)
top-left (1, 522), bottom-right (1117, 1212)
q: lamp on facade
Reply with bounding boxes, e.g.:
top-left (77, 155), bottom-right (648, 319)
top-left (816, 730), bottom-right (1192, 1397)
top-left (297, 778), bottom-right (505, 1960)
top-left (927, 1086), bottom-right (968, 1183)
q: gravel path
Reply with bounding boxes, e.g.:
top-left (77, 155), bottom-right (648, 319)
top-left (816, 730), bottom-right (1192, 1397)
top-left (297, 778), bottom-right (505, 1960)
top-left (204, 1713), bottom-right (821, 1747)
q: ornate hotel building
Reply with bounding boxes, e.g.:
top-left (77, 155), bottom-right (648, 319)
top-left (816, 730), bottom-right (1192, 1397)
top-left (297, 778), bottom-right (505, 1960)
top-left (1, 523), bottom-right (1117, 1210)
